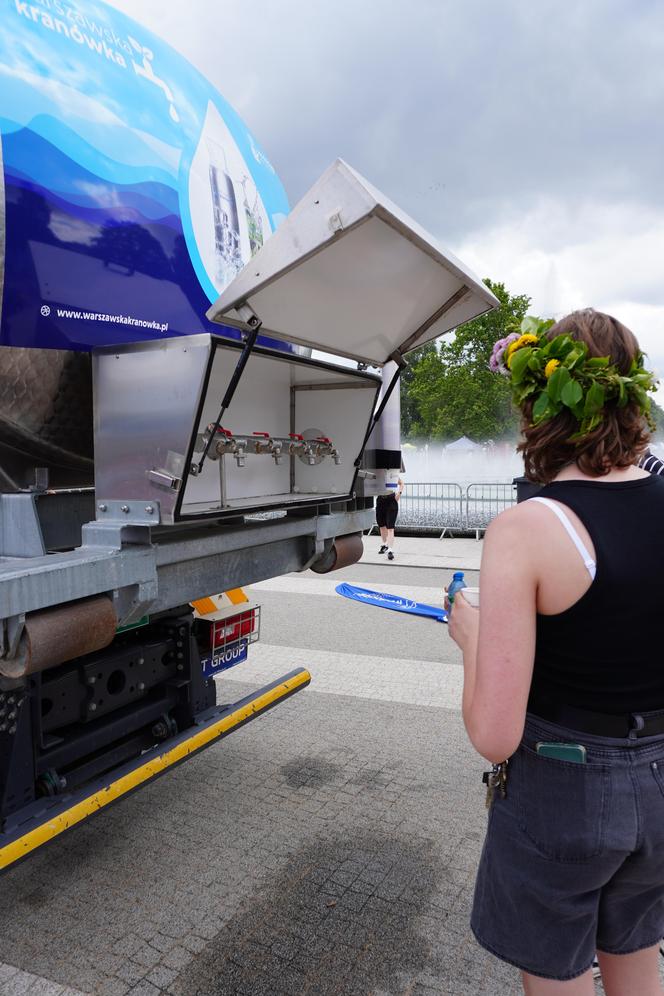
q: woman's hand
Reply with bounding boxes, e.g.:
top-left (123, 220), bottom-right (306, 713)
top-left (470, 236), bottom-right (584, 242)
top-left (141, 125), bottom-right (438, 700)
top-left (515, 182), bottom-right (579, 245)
top-left (447, 591), bottom-right (479, 655)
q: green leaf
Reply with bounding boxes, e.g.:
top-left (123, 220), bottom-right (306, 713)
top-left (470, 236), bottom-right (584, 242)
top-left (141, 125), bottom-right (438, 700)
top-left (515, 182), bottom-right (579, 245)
top-left (520, 316), bottom-right (541, 335)
top-left (565, 348), bottom-right (585, 370)
top-left (509, 346), bottom-right (533, 382)
top-left (584, 381), bottom-right (605, 416)
top-left (633, 385), bottom-right (649, 409)
top-left (546, 335), bottom-right (571, 358)
top-left (546, 365), bottom-right (570, 404)
top-left (561, 379), bottom-right (583, 408)
top-left (532, 391), bottom-right (551, 421)
top-left (586, 356), bottom-right (610, 368)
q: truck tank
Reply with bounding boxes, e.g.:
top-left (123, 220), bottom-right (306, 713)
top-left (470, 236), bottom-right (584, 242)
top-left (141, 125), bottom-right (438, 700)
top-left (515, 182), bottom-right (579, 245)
top-left (0, 134), bottom-right (93, 491)
top-left (0, 1), bottom-right (499, 870)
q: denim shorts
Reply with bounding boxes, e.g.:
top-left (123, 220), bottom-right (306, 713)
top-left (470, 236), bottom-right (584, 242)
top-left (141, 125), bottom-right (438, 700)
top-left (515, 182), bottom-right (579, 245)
top-left (471, 713), bottom-right (664, 980)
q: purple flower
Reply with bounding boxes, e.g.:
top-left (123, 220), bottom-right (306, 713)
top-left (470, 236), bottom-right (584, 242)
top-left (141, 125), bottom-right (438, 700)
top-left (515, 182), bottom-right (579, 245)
top-left (490, 332), bottom-right (520, 376)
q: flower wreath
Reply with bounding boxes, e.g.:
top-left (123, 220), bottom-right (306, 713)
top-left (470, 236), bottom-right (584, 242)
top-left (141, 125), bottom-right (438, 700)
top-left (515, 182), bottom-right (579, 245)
top-left (490, 317), bottom-right (658, 439)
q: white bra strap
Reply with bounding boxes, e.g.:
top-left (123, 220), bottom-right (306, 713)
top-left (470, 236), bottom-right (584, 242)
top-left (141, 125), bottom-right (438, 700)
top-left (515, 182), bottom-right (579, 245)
top-left (529, 496), bottom-right (596, 580)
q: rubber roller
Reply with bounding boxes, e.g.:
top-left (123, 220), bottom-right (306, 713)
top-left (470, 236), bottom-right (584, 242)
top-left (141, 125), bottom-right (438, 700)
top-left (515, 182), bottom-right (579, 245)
top-left (0, 596), bottom-right (118, 679)
top-left (310, 532), bottom-right (363, 574)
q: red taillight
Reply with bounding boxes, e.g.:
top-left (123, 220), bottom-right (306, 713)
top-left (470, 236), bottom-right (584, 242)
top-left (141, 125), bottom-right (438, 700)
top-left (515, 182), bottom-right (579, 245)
top-left (211, 609), bottom-right (256, 648)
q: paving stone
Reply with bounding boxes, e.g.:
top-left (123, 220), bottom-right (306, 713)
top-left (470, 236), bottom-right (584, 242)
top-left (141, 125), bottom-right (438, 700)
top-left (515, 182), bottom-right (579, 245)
top-left (144, 965), bottom-right (179, 990)
top-left (0, 549), bottom-right (530, 995)
top-left (127, 984), bottom-right (161, 996)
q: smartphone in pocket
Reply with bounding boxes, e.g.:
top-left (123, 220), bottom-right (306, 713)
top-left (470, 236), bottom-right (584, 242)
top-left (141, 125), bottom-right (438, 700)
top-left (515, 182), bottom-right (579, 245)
top-left (535, 741), bottom-right (587, 764)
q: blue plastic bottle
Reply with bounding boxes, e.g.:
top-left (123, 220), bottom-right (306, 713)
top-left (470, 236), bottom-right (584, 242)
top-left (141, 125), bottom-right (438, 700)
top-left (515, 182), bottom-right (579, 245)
top-left (447, 571), bottom-right (467, 606)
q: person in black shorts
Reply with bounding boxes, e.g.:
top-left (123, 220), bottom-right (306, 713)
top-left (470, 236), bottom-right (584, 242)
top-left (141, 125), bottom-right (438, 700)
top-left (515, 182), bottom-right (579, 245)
top-left (376, 472), bottom-right (403, 561)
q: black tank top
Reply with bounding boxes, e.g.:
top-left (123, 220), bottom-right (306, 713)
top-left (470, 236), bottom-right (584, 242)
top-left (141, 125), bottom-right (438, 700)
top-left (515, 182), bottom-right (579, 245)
top-left (528, 475), bottom-right (664, 715)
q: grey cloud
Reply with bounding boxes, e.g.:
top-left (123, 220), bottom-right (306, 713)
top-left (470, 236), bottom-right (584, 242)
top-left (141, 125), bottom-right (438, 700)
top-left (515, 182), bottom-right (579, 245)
top-left (114, 0), bottom-right (664, 246)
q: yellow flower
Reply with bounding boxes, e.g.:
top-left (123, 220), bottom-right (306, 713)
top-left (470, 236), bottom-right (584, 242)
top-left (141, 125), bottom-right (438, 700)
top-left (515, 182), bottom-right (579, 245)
top-left (506, 333), bottom-right (539, 368)
top-left (544, 358), bottom-right (560, 378)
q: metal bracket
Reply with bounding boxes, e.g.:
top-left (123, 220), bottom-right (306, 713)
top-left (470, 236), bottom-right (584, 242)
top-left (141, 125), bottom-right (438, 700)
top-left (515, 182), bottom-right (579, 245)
top-left (298, 537), bottom-right (326, 573)
top-left (95, 500), bottom-right (161, 526)
top-left (111, 579), bottom-right (159, 628)
top-left (328, 209), bottom-right (344, 233)
top-left (235, 302), bottom-right (262, 329)
top-left (2, 614), bottom-right (25, 661)
top-left (0, 494), bottom-right (46, 558)
top-left (147, 469), bottom-right (182, 492)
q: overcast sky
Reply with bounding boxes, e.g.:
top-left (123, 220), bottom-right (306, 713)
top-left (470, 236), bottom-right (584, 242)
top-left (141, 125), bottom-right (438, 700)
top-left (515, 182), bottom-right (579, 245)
top-left (110, 0), bottom-right (664, 400)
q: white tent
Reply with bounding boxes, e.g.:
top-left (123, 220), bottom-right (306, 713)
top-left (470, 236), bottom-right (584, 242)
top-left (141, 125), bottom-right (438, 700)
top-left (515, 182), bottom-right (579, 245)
top-left (444, 435), bottom-right (481, 453)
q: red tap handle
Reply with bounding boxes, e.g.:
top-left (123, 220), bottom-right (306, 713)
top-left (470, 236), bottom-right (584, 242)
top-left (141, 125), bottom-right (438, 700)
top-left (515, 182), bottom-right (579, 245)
top-left (253, 431), bottom-right (270, 437)
top-left (315, 436), bottom-right (331, 444)
top-left (289, 433), bottom-right (304, 441)
top-left (217, 427), bottom-right (233, 436)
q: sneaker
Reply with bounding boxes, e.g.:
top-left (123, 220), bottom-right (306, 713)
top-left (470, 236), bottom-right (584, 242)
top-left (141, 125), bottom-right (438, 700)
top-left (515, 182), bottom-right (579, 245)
top-left (387, 550), bottom-right (395, 561)
top-left (378, 545), bottom-right (388, 554)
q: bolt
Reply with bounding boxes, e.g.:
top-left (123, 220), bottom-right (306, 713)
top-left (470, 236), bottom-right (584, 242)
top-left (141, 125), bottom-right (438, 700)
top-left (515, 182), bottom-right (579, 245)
top-left (98, 503), bottom-right (107, 512)
top-left (86, 675), bottom-right (96, 685)
top-left (8, 725), bottom-right (15, 735)
top-left (89, 702), bottom-right (97, 712)
top-left (0, 723), bottom-right (6, 732)
top-left (138, 682), bottom-right (145, 691)
top-left (137, 657), bottom-right (145, 666)
top-left (176, 664), bottom-right (184, 672)
top-left (8, 711), bottom-right (16, 722)
top-left (7, 695), bottom-right (14, 705)
top-left (145, 506), bottom-right (154, 515)
top-left (121, 505), bottom-right (130, 514)
top-left (176, 652), bottom-right (184, 660)
top-left (176, 640), bottom-right (183, 649)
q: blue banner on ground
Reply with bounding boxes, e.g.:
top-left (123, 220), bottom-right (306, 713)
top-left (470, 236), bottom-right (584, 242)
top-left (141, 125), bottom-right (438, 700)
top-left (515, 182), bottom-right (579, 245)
top-left (335, 583), bottom-right (447, 623)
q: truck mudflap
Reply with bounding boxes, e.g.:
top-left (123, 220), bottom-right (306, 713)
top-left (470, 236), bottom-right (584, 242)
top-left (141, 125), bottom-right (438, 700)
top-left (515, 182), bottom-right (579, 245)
top-left (0, 668), bottom-right (310, 874)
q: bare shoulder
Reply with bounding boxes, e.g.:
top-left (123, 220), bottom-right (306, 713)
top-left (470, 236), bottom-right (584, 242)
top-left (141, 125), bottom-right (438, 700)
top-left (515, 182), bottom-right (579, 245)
top-left (484, 500), bottom-right (544, 542)
top-left (482, 501), bottom-right (554, 574)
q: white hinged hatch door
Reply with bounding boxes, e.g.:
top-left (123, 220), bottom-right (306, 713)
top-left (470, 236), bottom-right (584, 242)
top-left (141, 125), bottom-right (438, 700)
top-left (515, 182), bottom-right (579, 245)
top-left (206, 159), bottom-right (499, 366)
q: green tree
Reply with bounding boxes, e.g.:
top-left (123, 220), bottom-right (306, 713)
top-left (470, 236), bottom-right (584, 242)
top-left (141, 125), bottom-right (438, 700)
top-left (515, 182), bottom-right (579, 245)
top-left (651, 399), bottom-right (664, 432)
top-left (400, 341), bottom-right (436, 437)
top-left (402, 279), bottom-right (531, 441)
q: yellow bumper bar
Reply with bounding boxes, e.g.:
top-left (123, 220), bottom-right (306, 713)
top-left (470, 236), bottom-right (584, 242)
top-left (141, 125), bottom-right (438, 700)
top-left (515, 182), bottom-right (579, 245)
top-left (0, 667), bottom-right (310, 872)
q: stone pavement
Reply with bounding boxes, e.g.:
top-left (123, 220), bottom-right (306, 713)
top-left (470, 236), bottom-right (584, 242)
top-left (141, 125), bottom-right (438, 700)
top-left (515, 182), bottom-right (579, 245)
top-left (359, 535), bottom-right (482, 571)
top-left (0, 535), bottom-right (616, 995)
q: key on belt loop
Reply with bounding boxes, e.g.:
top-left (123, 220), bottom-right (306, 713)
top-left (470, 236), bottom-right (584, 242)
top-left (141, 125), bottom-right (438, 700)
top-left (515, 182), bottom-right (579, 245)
top-left (629, 713), bottom-right (646, 739)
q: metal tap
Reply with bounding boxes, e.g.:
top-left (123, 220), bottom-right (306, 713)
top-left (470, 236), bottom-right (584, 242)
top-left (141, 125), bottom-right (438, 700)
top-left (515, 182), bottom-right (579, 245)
top-left (288, 433), bottom-right (306, 458)
top-left (254, 433), bottom-right (287, 466)
top-left (314, 436), bottom-right (341, 465)
top-left (211, 427), bottom-right (248, 467)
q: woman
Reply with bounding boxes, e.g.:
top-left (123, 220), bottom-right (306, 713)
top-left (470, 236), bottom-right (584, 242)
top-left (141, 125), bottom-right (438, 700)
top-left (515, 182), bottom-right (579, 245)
top-left (448, 309), bottom-right (664, 995)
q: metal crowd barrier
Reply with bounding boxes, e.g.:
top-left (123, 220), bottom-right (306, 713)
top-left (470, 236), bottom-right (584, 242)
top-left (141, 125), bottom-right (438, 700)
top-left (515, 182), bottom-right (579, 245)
top-left (394, 481), bottom-right (516, 537)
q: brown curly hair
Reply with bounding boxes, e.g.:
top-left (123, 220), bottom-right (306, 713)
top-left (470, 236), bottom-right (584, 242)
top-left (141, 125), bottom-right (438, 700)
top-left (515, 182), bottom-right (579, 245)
top-left (518, 309), bottom-right (651, 483)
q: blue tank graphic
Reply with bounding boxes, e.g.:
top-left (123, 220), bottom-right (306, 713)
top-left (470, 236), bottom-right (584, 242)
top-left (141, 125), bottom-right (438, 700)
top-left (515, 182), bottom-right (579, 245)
top-left (0, 0), bottom-right (290, 350)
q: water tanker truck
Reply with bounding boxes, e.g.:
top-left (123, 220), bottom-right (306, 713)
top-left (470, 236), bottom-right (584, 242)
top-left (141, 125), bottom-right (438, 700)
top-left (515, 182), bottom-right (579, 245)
top-left (0, 0), bottom-right (498, 870)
